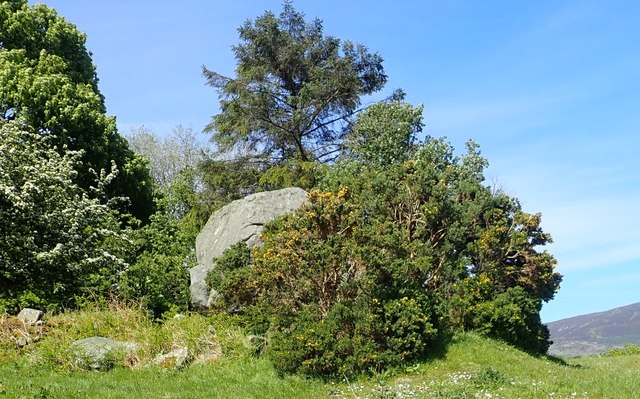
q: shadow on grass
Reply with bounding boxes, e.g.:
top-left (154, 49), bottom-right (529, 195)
top-left (543, 353), bottom-right (582, 369)
top-left (417, 331), bottom-right (456, 364)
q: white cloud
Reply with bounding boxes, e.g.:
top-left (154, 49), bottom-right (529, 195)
top-left (488, 150), bottom-right (640, 273)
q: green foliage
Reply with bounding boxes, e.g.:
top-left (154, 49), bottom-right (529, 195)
top-left (198, 158), bottom-right (262, 210)
top-left (268, 296), bottom-right (438, 377)
top-left (0, 121), bottom-right (132, 312)
top-left (604, 344), bottom-right (640, 357)
top-left (204, 1), bottom-right (387, 163)
top-left (258, 160), bottom-right (327, 191)
top-left (119, 252), bottom-right (190, 319)
top-left (209, 102), bottom-right (561, 376)
top-left (206, 243), bottom-right (253, 302)
top-left (344, 101), bottom-right (423, 166)
top-left (120, 172), bottom-right (205, 318)
top-left (0, 1), bottom-right (154, 222)
top-left (0, 1), bottom-right (95, 85)
top-left (465, 286), bottom-right (551, 353)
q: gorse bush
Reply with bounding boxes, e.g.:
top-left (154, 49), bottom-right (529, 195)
top-left (211, 189), bottom-right (439, 376)
top-left (209, 102), bottom-right (562, 377)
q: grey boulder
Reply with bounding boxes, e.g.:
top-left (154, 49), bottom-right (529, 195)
top-left (15, 308), bottom-right (44, 347)
top-left (68, 337), bottom-right (139, 371)
top-left (190, 187), bottom-right (308, 308)
top-left (17, 308), bottom-right (43, 325)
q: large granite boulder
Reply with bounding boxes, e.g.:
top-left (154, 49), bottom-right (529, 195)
top-left (190, 187), bottom-right (308, 308)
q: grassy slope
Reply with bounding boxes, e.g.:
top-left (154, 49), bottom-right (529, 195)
top-left (1, 310), bottom-right (639, 399)
top-left (350, 333), bottom-right (640, 399)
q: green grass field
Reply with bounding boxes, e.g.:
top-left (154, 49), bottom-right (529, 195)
top-left (1, 307), bottom-right (639, 398)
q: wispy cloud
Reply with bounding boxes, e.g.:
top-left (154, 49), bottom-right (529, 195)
top-left (544, 202), bottom-right (640, 272)
top-left (489, 151), bottom-right (640, 273)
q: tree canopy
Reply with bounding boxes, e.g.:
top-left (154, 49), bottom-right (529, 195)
top-left (125, 125), bottom-right (211, 189)
top-left (0, 0), bottom-right (154, 222)
top-left (203, 1), bottom-right (387, 164)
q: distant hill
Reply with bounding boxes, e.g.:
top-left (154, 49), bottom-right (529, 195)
top-left (547, 302), bottom-right (640, 357)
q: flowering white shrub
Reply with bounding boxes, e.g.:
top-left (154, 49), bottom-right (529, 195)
top-left (0, 121), bottom-right (131, 312)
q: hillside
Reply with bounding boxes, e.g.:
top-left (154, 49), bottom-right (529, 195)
top-left (3, 307), bottom-right (640, 398)
top-left (548, 302), bottom-right (640, 357)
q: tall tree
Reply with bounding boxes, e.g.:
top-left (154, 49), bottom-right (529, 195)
top-left (0, 0), bottom-right (154, 222)
top-left (203, 1), bottom-right (387, 164)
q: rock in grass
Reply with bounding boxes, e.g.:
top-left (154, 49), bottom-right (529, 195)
top-left (17, 335), bottom-right (28, 348)
top-left (152, 347), bottom-right (189, 369)
top-left (68, 337), bottom-right (139, 371)
top-left (17, 308), bottom-right (43, 325)
top-left (245, 335), bottom-right (267, 354)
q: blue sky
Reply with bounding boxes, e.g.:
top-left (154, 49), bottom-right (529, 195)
top-left (33, 1), bottom-right (640, 322)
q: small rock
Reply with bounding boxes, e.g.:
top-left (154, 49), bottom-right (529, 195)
top-left (244, 335), bottom-right (266, 353)
top-left (17, 308), bottom-right (43, 325)
top-left (152, 347), bottom-right (189, 369)
top-left (17, 335), bottom-right (28, 348)
top-left (173, 313), bottom-right (186, 320)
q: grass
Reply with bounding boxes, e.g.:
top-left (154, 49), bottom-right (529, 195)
top-left (328, 333), bottom-right (640, 398)
top-left (1, 305), bottom-right (639, 398)
top-left (0, 358), bottom-right (326, 398)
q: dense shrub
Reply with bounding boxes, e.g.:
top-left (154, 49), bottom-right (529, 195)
top-left (119, 252), bottom-right (190, 319)
top-left (208, 102), bottom-right (561, 377)
top-left (119, 175), bottom-right (199, 318)
top-left (210, 189), bottom-right (440, 376)
top-left (0, 121), bottom-right (132, 313)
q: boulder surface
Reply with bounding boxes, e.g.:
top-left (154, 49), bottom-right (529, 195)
top-left (17, 308), bottom-right (43, 325)
top-left (68, 337), bottom-right (139, 371)
top-left (190, 187), bottom-right (308, 308)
